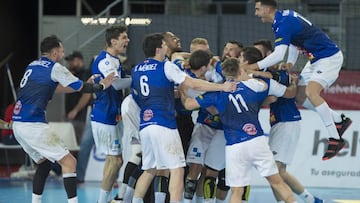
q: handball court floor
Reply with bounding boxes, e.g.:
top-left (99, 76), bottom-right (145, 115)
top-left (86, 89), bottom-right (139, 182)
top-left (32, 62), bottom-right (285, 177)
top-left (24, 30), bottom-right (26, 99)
top-left (1, 177), bottom-right (360, 203)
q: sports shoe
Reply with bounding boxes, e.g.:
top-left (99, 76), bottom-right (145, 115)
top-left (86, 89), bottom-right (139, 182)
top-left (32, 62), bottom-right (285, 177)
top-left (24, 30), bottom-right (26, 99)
top-left (335, 114), bottom-right (352, 138)
top-left (110, 194), bottom-right (123, 203)
top-left (314, 196), bottom-right (325, 203)
top-left (322, 138), bottom-right (346, 161)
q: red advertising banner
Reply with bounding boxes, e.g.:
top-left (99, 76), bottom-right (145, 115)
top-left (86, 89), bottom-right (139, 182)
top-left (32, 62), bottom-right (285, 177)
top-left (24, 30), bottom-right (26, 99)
top-left (322, 71), bottom-right (360, 110)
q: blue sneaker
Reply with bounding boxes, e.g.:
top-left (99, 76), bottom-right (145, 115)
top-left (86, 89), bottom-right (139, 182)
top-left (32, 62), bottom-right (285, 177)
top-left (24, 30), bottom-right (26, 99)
top-left (314, 197), bottom-right (325, 203)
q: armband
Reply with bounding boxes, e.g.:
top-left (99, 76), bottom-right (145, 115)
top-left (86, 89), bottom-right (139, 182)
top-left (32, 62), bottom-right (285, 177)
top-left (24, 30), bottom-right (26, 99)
top-left (81, 82), bottom-right (105, 93)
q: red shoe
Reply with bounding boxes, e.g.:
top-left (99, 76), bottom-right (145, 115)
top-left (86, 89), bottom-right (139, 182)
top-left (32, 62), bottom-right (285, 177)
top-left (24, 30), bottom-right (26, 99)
top-left (322, 138), bottom-right (346, 161)
top-left (335, 114), bottom-right (352, 138)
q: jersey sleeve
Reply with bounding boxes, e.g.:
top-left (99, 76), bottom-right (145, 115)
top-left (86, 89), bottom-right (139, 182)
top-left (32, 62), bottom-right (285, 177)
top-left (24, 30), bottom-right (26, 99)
top-left (164, 61), bottom-right (187, 84)
top-left (195, 92), bottom-right (218, 109)
top-left (98, 57), bottom-right (120, 78)
top-left (51, 63), bottom-right (82, 90)
top-left (268, 79), bottom-right (287, 97)
top-left (274, 11), bottom-right (301, 47)
top-left (243, 79), bottom-right (267, 92)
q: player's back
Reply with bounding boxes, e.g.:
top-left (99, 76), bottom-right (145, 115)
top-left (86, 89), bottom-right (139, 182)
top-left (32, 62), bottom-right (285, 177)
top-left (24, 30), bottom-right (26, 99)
top-left (274, 9), bottom-right (339, 62)
top-left (211, 79), bottom-right (267, 145)
top-left (132, 58), bottom-right (177, 130)
top-left (13, 57), bottom-right (59, 122)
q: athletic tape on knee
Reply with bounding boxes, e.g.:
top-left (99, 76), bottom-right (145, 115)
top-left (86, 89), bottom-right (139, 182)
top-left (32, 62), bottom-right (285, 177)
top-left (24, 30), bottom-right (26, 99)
top-left (203, 176), bottom-right (217, 199)
top-left (153, 176), bottom-right (169, 193)
top-left (184, 179), bottom-right (198, 199)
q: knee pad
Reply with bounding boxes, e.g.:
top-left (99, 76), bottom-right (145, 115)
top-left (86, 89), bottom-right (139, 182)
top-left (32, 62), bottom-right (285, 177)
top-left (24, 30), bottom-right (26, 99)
top-left (184, 179), bottom-right (198, 199)
top-left (242, 185), bottom-right (251, 201)
top-left (153, 176), bottom-right (169, 193)
top-left (123, 162), bottom-right (138, 184)
top-left (203, 176), bottom-right (217, 199)
top-left (217, 169), bottom-right (230, 191)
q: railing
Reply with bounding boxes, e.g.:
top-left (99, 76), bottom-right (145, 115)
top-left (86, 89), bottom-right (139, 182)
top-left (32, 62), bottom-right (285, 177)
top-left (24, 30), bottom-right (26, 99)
top-left (63, 0), bottom-right (128, 44)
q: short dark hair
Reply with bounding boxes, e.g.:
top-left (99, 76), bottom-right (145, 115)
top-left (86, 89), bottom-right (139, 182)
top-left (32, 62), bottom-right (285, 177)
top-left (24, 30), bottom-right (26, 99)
top-left (40, 35), bottom-right (62, 54)
top-left (189, 50), bottom-right (212, 71)
top-left (221, 58), bottom-right (240, 78)
top-left (224, 40), bottom-right (244, 49)
top-left (143, 33), bottom-right (164, 58)
top-left (253, 39), bottom-right (274, 54)
top-left (65, 50), bottom-right (83, 61)
top-left (105, 26), bottom-right (127, 46)
top-left (242, 47), bottom-right (263, 64)
top-left (255, 0), bottom-right (278, 8)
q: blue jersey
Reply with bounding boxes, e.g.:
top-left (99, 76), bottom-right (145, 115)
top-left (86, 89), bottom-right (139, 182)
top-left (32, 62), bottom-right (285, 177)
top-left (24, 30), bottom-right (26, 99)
top-left (196, 79), bottom-right (267, 146)
top-left (269, 70), bottom-right (301, 126)
top-left (91, 50), bottom-right (125, 125)
top-left (12, 57), bottom-right (81, 123)
top-left (131, 58), bottom-right (187, 130)
top-left (205, 61), bottom-right (225, 83)
top-left (273, 10), bottom-right (339, 63)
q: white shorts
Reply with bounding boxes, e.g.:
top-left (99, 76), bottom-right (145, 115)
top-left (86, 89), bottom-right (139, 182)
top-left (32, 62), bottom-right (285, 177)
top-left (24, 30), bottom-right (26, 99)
top-left (12, 122), bottom-right (69, 163)
top-left (269, 121), bottom-right (301, 165)
top-left (298, 51), bottom-right (343, 88)
top-left (140, 125), bottom-right (186, 170)
top-left (91, 121), bottom-right (122, 156)
top-left (121, 94), bottom-right (140, 143)
top-left (225, 136), bottom-right (278, 187)
top-left (186, 123), bottom-right (225, 171)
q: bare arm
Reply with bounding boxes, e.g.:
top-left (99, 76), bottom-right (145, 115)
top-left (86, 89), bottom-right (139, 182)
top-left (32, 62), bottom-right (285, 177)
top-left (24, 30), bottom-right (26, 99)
top-left (182, 75), bottom-right (236, 92)
top-left (67, 93), bottom-right (92, 120)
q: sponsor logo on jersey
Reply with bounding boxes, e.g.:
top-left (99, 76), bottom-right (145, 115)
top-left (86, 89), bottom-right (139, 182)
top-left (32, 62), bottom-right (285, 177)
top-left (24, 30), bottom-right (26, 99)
top-left (13, 101), bottom-right (22, 115)
top-left (143, 109), bottom-right (154, 121)
top-left (242, 123), bottom-right (257, 135)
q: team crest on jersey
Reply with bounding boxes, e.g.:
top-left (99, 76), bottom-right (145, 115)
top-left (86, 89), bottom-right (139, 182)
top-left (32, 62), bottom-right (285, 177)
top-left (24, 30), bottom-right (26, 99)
top-left (13, 101), bottom-right (22, 115)
top-left (242, 123), bottom-right (257, 135)
top-left (143, 109), bottom-right (154, 121)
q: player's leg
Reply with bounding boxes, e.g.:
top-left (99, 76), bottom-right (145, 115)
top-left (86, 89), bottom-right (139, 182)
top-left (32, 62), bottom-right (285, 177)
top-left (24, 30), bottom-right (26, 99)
top-left (230, 187), bottom-right (245, 203)
top-left (154, 169), bottom-right (170, 203)
top-left (185, 124), bottom-right (212, 203)
top-left (133, 168), bottom-right (157, 202)
top-left (91, 121), bottom-right (123, 203)
top-left (58, 153), bottom-right (78, 203)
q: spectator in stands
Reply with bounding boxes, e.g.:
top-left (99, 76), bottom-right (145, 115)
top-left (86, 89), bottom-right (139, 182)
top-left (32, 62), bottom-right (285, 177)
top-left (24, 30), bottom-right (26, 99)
top-left (64, 51), bottom-right (90, 142)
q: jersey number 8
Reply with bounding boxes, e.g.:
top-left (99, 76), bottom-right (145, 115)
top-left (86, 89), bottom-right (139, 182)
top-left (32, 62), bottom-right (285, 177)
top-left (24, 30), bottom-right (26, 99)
top-left (20, 69), bottom-right (33, 88)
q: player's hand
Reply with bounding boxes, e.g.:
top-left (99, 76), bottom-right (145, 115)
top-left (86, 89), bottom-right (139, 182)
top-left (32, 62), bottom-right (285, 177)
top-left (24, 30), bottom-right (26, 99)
top-left (99, 72), bottom-right (116, 89)
top-left (289, 73), bottom-right (298, 85)
top-left (280, 63), bottom-right (293, 71)
top-left (222, 81), bottom-right (237, 92)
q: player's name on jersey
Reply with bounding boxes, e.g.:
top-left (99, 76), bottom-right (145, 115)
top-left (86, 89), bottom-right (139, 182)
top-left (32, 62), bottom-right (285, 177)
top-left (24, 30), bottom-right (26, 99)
top-left (134, 64), bottom-right (158, 72)
top-left (29, 60), bottom-right (52, 67)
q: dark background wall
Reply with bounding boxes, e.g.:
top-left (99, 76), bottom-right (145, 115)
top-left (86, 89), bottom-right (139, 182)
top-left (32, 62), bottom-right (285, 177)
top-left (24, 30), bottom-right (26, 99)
top-left (0, 0), bottom-right (38, 115)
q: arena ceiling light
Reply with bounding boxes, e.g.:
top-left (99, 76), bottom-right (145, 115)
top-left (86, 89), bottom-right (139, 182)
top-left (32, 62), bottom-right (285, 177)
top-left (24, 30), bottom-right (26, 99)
top-left (80, 17), bottom-right (151, 26)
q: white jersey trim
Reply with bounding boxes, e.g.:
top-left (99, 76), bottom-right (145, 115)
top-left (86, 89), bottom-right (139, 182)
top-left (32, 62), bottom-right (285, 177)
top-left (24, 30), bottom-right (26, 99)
top-left (164, 61), bottom-right (186, 85)
top-left (51, 63), bottom-right (79, 87)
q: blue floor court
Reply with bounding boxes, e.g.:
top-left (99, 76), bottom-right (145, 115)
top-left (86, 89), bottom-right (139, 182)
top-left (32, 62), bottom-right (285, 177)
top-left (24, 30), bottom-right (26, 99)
top-left (1, 178), bottom-right (360, 203)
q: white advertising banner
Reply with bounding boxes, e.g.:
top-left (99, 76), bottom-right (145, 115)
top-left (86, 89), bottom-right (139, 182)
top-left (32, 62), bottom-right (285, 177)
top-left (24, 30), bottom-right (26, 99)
top-left (251, 109), bottom-right (360, 188)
